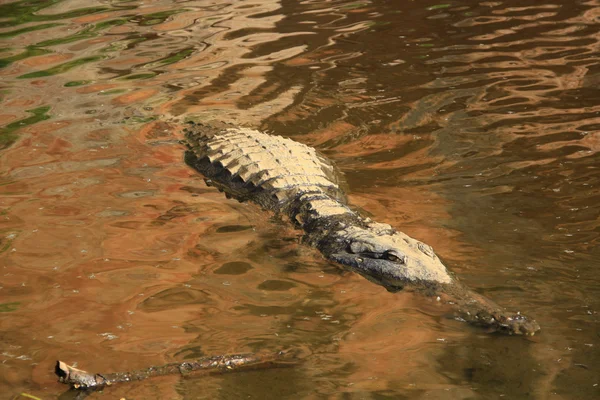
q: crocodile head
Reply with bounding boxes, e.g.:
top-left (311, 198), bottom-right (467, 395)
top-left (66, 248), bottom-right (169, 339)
top-left (326, 220), bottom-right (541, 335)
top-left (328, 221), bottom-right (453, 290)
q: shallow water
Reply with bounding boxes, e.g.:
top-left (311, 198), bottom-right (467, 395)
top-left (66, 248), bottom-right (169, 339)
top-left (0, 0), bottom-right (598, 398)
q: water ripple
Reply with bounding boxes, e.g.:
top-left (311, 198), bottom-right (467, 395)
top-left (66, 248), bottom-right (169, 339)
top-left (1, 0), bottom-right (599, 398)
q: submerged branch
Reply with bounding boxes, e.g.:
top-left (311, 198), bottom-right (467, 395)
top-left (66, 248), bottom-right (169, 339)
top-left (56, 350), bottom-right (294, 390)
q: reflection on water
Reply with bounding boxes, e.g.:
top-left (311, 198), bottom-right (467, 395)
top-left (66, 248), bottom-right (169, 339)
top-left (1, 0), bottom-right (598, 398)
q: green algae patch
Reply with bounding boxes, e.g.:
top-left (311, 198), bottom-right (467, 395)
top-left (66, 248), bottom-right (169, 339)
top-left (100, 88), bottom-right (128, 95)
top-left (101, 37), bottom-right (147, 54)
top-left (64, 80), bottom-right (92, 87)
top-left (129, 9), bottom-right (188, 26)
top-left (36, 19), bottom-right (126, 47)
top-left (148, 48), bottom-right (194, 68)
top-left (143, 19), bottom-right (163, 25)
top-left (0, 106), bottom-right (51, 150)
top-left (0, 0), bottom-right (63, 27)
top-left (0, 302), bottom-right (20, 313)
top-left (0, 22), bottom-right (63, 39)
top-left (158, 48), bottom-right (195, 66)
top-left (120, 72), bottom-right (157, 80)
top-left (0, 0), bottom-right (108, 28)
top-left (17, 55), bottom-right (104, 79)
top-left (0, 46), bottom-right (53, 69)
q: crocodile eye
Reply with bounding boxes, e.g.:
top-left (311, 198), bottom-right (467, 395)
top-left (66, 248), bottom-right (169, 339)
top-left (384, 252), bottom-right (404, 263)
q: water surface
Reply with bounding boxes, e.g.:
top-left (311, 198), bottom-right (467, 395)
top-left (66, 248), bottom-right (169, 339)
top-left (1, 0), bottom-right (598, 398)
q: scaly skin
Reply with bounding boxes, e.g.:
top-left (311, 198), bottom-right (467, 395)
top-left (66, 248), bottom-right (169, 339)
top-left (183, 122), bottom-right (540, 336)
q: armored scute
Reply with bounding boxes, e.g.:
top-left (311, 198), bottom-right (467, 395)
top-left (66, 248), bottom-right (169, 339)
top-left (184, 122), bottom-right (540, 335)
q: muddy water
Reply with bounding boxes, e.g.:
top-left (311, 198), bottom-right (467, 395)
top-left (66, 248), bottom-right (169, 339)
top-left (0, 0), bottom-right (598, 398)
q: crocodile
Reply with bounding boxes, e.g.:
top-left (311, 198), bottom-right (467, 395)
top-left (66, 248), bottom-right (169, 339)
top-left (183, 122), bottom-right (540, 336)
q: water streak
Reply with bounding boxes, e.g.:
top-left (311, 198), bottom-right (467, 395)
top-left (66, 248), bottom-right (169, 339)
top-left (1, 0), bottom-right (599, 398)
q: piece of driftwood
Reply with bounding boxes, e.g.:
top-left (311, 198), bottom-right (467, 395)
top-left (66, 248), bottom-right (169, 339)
top-left (56, 351), bottom-right (293, 390)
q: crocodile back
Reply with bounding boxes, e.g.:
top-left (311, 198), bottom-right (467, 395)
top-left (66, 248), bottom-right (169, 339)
top-left (184, 123), bottom-right (347, 212)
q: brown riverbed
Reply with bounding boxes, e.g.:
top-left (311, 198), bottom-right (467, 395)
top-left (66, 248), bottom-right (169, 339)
top-left (1, 0), bottom-right (598, 398)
